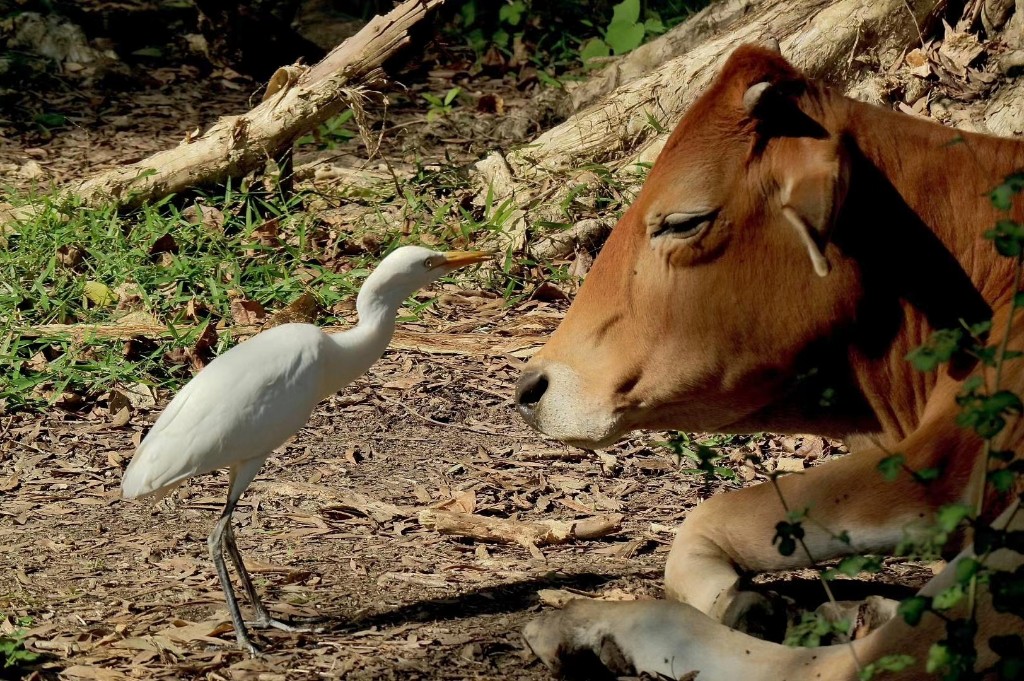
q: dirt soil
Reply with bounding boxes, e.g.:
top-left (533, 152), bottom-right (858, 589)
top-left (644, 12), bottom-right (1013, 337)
top-left (0, 308), bottom-right (940, 680)
top-left (0, 14), bottom-right (938, 681)
top-left (1, 317), bottom-right (936, 681)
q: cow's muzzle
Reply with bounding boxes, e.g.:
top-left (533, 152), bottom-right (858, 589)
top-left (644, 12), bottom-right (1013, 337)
top-left (515, 370), bottom-right (549, 424)
top-left (514, 361), bottom-right (623, 448)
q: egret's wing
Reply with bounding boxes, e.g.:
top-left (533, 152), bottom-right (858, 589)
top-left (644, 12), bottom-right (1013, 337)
top-left (121, 325), bottom-right (327, 499)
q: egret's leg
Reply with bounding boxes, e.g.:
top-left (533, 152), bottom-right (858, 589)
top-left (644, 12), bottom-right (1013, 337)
top-left (223, 522), bottom-right (310, 633)
top-left (207, 458), bottom-right (265, 654)
top-left (219, 458), bottom-right (313, 636)
top-left (209, 506), bottom-right (259, 655)
top-left (223, 523), bottom-right (267, 618)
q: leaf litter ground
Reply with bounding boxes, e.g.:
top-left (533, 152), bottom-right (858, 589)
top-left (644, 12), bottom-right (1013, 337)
top-left (0, 326), bottom-right (936, 680)
top-left (0, 19), bottom-right (939, 679)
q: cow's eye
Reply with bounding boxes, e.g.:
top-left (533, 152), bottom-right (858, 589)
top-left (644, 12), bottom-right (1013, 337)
top-left (653, 210), bottom-right (717, 240)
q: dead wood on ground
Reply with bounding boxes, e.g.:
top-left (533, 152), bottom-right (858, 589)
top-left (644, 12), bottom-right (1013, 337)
top-left (474, 0), bottom-right (945, 261)
top-left (417, 509), bottom-right (624, 549)
top-left (16, 321), bottom-right (545, 358)
top-left (66, 0), bottom-right (444, 210)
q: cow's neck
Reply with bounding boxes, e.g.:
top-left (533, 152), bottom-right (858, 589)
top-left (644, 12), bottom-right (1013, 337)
top-left (833, 97), bottom-right (1024, 443)
top-left (840, 97), bottom-right (1024, 299)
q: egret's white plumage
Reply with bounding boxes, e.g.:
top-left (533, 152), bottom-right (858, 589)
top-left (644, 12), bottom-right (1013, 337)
top-left (121, 324), bottom-right (349, 499)
top-left (120, 245), bottom-right (490, 654)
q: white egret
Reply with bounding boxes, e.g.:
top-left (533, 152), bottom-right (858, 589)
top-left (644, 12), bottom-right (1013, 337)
top-left (120, 246), bottom-right (492, 654)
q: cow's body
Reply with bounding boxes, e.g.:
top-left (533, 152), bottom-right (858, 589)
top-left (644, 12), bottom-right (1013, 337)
top-left (515, 44), bottom-right (1024, 679)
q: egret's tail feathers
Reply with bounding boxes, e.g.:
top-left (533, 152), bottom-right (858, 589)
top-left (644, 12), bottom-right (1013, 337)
top-left (120, 445), bottom-right (186, 500)
top-left (121, 472), bottom-right (182, 500)
top-left (120, 460), bottom-right (156, 499)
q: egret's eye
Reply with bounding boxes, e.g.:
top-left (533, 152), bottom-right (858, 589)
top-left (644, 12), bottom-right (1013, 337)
top-left (424, 256), bottom-right (437, 269)
top-left (652, 210), bottom-right (718, 240)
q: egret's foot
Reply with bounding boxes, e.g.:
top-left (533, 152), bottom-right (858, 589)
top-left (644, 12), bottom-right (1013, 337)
top-left (235, 631), bottom-right (262, 657)
top-left (247, 616), bottom-right (319, 634)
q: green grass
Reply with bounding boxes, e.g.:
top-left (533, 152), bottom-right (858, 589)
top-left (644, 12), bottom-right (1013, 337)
top-left (0, 185), bottom-right (415, 413)
top-left (0, 142), bottom-right (635, 414)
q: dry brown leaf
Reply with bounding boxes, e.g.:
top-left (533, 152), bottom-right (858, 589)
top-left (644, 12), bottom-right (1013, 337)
top-left (62, 666), bottom-right (130, 680)
top-left (476, 93), bottom-right (504, 115)
top-left (57, 244), bottom-right (85, 268)
top-left (251, 217), bottom-right (281, 247)
top-left (537, 589), bottom-right (584, 608)
top-left (26, 351), bottom-right (48, 372)
top-left (120, 382), bottom-right (156, 409)
top-left (111, 635), bottom-right (185, 656)
top-left (110, 406), bottom-right (131, 427)
top-left (229, 298), bottom-right (267, 325)
top-left (905, 48), bottom-right (932, 78)
top-left (531, 281), bottom-right (569, 302)
top-left (775, 457), bottom-right (805, 473)
top-left (264, 291), bottom-right (320, 329)
top-left (182, 203), bottom-right (225, 231)
top-left (157, 617), bottom-right (232, 645)
top-left (0, 473), bottom-right (19, 492)
top-left (939, 19), bottom-right (985, 74)
top-left (148, 233), bottom-right (179, 261)
top-left (438, 489), bottom-right (476, 514)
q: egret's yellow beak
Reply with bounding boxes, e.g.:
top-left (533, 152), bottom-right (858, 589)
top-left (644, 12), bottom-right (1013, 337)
top-left (440, 250), bottom-right (494, 269)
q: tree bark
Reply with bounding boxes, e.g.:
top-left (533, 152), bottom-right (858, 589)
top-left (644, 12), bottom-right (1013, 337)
top-left (66, 0), bottom-right (444, 210)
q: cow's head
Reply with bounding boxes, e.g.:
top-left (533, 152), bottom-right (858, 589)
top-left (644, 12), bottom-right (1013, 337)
top-left (516, 44), bottom-right (866, 448)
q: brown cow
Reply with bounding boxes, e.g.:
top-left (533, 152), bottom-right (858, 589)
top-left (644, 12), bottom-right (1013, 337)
top-left (515, 44), bottom-right (1024, 679)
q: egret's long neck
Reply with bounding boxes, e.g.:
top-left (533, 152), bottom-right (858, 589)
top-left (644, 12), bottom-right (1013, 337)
top-left (320, 285), bottom-right (405, 397)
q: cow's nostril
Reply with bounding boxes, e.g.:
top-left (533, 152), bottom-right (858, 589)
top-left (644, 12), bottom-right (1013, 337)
top-left (516, 371), bottom-right (549, 409)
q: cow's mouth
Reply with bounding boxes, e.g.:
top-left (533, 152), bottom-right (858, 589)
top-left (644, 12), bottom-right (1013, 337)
top-left (517, 402), bottom-right (626, 449)
top-left (515, 364), bottom-right (630, 448)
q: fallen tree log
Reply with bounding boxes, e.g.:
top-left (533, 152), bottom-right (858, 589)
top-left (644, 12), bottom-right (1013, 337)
top-left (473, 0), bottom-right (945, 260)
top-left (530, 0), bottom-right (945, 176)
top-left (66, 0), bottom-right (443, 210)
top-left (417, 509), bottom-right (623, 549)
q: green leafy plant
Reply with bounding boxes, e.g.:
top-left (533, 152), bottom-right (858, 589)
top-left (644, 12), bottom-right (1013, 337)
top-left (580, 0), bottom-right (666, 65)
top-left (785, 611), bottom-right (852, 648)
top-left (423, 87), bottom-right (462, 122)
top-left (660, 431), bottom-right (738, 486)
top-left (858, 655), bottom-right (916, 681)
top-left (295, 109), bottom-right (356, 150)
top-left (450, 0), bottom-right (703, 76)
top-left (0, 186), bottom-right (366, 411)
top-left (1, 618), bottom-right (38, 671)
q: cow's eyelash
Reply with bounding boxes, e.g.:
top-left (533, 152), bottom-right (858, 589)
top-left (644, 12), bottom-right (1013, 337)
top-left (653, 210), bottom-right (718, 239)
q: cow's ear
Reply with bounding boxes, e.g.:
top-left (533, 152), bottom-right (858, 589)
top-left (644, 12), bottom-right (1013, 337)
top-left (743, 79), bottom-right (827, 139)
top-left (778, 140), bottom-right (849, 277)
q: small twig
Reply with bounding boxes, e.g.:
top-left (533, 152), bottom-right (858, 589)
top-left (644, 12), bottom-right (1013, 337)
top-left (901, 0), bottom-right (925, 48)
top-left (375, 391), bottom-right (533, 438)
top-left (418, 509), bottom-right (623, 548)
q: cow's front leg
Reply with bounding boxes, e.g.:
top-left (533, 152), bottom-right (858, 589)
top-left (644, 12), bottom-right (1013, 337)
top-left (523, 599), bottom-right (850, 681)
top-left (665, 432), bottom-right (971, 626)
